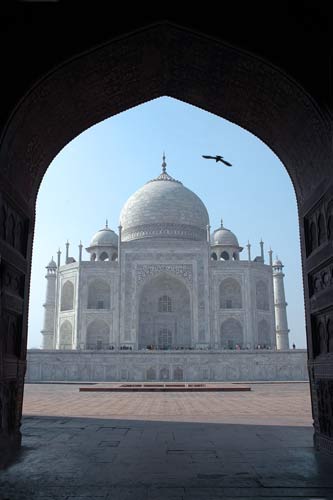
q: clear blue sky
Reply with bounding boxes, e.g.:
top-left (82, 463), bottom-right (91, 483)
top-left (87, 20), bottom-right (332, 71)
top-left (28, 97), bottom-right (306, 349)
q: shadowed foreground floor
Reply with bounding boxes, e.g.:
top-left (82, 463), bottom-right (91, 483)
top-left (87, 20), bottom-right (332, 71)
top-left (1, 382), bottom-right (333, 499)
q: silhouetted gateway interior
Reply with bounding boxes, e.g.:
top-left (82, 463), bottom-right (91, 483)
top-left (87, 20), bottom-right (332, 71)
top-left (0, 17), bottom-right (332, 467)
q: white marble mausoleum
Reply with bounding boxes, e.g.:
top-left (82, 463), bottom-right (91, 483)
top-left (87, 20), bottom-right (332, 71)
top-left (41, 156), bottom-right (290, 355)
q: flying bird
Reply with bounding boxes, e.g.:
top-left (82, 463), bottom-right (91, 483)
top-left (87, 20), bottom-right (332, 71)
top-left (202, 155), bottom-right (232, 166)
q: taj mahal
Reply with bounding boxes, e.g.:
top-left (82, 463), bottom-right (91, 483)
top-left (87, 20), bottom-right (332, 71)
top-left (40, 156), bottom-right (290, 356)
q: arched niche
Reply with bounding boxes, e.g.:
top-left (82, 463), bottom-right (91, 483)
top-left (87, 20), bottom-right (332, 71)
top-left (138, 273), bottom-right (191, 350)
top-left (258, 319), bottom-right (271, 347)
top-left (219, 278), bottom-right (242, 309)
top-left (87, 279), bottom-right (110, 309)
top-left (220, 318), bottom-right (243, 349)
top-left (59, 320), bottom-right (73, 350)
top-left (256, 280), bottom-right (269, 311)
top-left (86, 319), bottom-right (110, 349)
top-left (99, 251), bottom-right (109, 261)
top-left (61, 281), bottom-right (74, 311)
top-left (220, 251), bottom-right (230, 261)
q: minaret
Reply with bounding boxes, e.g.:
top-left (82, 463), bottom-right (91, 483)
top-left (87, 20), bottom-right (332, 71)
top-left (41, 257), bottom-right (57, 349)
top-left (57, 248), bottom-right (61, 268)
top-left (65, 240), bottom-right (69, 264)
top-left (260, 239), bottom-right (264, 262)
top-left (246, 241), bottom-right (251, 261)
top-left (272, 258), bottom-right (290, 350)
top-left (78, 241), bottom-right (83, 263)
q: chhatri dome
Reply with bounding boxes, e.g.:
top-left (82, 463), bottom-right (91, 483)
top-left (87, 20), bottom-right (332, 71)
top-left (88, 222), bottom-right (118, 248)
top-left (86, 221), bottom-right (118, 261)
top-left (210, 220), bottom-right (243, 261)
top-left (211, 220), bottom-right (240, 247)
top-left (46, 257), bottom-right (57, 269)
top-left (120, 155), bottom-right (209, 242)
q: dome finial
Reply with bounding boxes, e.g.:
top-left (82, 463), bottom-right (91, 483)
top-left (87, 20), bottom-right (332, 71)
top-left (162, 152), bottom-right (167, 173)
top-left (221, 218), bottom-right (223, 228)
top-left (105, 219), bottom-right (108, 229)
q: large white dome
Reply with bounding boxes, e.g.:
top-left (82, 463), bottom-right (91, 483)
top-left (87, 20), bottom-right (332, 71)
top-left (120, 160), bottom-right (209, 242)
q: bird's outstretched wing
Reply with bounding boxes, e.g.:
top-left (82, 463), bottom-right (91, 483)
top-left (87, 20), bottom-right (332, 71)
top-left (202, 154), bottom-right (233, 166)
top-left (221, 159), bottom-right (232, 166)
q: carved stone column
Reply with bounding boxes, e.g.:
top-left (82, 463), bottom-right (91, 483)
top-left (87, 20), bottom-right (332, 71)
top-left (0, 175), bottom-right (34, 467)
top-left (300, 181), bottom-right (333, 453)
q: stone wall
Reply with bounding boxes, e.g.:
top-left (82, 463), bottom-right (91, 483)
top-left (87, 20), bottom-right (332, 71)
top-left (26, 349), bottom-right (308, 382)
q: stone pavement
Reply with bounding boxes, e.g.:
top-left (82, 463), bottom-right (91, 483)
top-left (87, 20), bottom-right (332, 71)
top-left (1, 382), bottom-right (333, 500)
top-left (21, 381), bottom-right (312, 426)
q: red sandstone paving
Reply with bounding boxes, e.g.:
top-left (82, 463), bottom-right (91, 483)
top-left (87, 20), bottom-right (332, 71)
top-left (23, 381), bottom-right (312, 426)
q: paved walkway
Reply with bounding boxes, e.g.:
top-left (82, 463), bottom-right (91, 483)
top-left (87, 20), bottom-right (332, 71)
top-left (21, 381), bottom-right (312, 426)
top-left (1, 382), bottom-right (333, 500)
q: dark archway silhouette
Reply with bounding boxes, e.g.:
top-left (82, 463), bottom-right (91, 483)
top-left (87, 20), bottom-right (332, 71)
top-left (0, 21), bottom-right (332, 464)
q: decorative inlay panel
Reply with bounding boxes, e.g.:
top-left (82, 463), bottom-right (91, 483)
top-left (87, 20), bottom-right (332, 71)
top-left (123, 223), bottom-right (206, 242)
top-left (304, 194), bottom-right (333, 257)
top-left (311, 308), bottom-right (333, 358)
top-left (0, 198), bottom-right (28, 257)
top-left (316, 379), bottom-right (333, 438)
top-left (136, 264), bottom-right (193, 286)
top-left (309, 259), bottom-right (333, 297)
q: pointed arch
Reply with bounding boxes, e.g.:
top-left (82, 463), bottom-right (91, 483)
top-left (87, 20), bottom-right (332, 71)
top-left (220, 318), bottom-right (243, 349)
top-left (220, 251), bottom-right (230, 261)
top-left (59, 320), bottom-right (72, 350)
top-left (61, 281), bottom-right (74, 311)
top-left (309, 221), bottom-right (317, 253)
top-left (99, 251), bottom-right (109, 261)
top-left (86, 319), bottom-right (110, 349)
top-left (327, 202), bottom-right (333, 241)
top-left (258, 319), bottom-right (271, 347)
top-left (87, 279), bottom-right (110, 309)
top-left (256, 280), bottom-right (269, 310)
top-left (138, 273), bottom-right (191, 349)
top-left (317, 213), bottom-right (326, 246)
top-left (146, 367), bottom-right (156, 381)
top-left (219, 278), bottom-right (242, 309)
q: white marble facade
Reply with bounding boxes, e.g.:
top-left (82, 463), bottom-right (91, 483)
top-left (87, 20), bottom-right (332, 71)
top-left (41, 157), bottom-right (289, 352)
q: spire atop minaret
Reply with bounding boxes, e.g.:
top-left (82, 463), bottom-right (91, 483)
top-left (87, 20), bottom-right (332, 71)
top-left (221, 218), bottom-right (223, 228)
top-left (105, 219), bottom-right (108, 229)
top-left (162, 152), bottom-right (167, 173)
